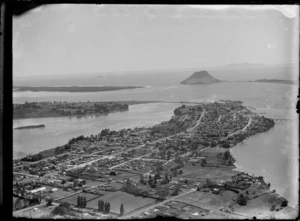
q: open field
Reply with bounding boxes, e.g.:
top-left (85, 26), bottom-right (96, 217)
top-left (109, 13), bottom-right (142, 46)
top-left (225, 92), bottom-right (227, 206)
top-left (58, 193), bottom-right (100, 205)
top-left (176, 191), bottom-right (230, 209)
top-left (48, 189), bottom-right (75, 200)
top-left (86, 191), bottom-right (157, 214)
top-left (178, 164), bottom-right (238, 181)
top-left (111, 170), bottom-right (140, 180)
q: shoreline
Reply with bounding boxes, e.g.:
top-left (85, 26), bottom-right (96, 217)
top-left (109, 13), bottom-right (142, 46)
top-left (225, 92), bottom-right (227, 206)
top-left (15, 124), bottom-right (45, 130)
top-left (229, 121), bottom-right (297, 209)
top-left (13, 85), bottom-right (144, 93)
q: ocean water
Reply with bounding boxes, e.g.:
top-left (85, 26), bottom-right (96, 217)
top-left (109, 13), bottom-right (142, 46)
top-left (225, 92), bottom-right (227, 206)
top-left (13, 78), bottom-right (298, 208)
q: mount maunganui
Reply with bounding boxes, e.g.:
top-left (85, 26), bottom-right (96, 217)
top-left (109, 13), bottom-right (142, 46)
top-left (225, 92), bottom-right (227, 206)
top-left (181, 70), bottom-right (222, 84)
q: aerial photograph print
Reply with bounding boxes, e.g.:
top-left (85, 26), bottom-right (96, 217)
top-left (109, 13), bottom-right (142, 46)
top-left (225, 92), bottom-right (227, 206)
top-left (12, 4), bottom-right (299, 219)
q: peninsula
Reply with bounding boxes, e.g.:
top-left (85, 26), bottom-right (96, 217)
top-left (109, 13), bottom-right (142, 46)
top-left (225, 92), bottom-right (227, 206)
top-left (181, 71), bottom-right (222, 85)
top-left (13, 100), bottom-right (296, 219)
top-left (13, 86), bottom-right (143, 93)
top-left (13, 101), bottom-right (154, 119)
top-left (15, 124), bottom-right (45, 130)
top-left (253, 79), bottom-right (296, 85)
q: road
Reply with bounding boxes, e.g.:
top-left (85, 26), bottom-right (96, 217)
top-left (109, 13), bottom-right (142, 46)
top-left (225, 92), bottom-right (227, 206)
top-left (187, 110), bottom-right (206, 132)
top-left (109, 153), bottom-right (151, 169)
top-left (241, 116), bottom-right (252, 132)
top-left (220, 115), bottom-right (252, 141)
top-left (13, 172), bottom-right (39, 179)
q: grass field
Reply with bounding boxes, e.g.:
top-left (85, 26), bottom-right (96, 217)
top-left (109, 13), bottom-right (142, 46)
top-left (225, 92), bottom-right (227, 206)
top-left (58, 193), bottom-right (100, 205)
top-left (176, 191), bottom-right (225, 209)
top-left (111, 170), bottom-right (140, 180)
top-left (48, 189), bottom-right (75, 200)
top-left (179, 164), bottom-right (238, 181)
top-left (86, 191), bottom-right (156, 215)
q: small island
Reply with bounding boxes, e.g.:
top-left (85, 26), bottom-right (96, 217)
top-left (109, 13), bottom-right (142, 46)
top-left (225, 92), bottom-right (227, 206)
top-left (181, 70), bottom-right (222, 85)
top-left (15, 124), bottom-right (45, 130)
top-left (13, 85), bottom-right (143, 93)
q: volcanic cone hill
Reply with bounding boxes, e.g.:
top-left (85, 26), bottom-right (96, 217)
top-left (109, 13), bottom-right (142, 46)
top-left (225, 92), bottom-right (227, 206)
top-left (181, 70), bottom-right (222, 84)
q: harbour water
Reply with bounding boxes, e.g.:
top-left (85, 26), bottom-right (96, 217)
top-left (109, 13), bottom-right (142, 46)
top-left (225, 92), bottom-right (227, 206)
top-left (13, 81), bottom-right (298, 207)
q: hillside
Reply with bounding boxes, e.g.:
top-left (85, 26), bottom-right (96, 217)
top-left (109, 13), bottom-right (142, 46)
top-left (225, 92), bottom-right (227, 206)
top-left (181, 70), bottom-right (222, 84)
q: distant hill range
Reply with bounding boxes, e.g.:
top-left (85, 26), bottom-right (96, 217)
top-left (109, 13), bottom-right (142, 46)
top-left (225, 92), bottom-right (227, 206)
top-left (180, 70), bottom-right (222, 85)
top-left (225, 62), bottom-right (265, 68)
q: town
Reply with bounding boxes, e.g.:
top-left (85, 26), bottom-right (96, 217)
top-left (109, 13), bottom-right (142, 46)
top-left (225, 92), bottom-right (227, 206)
top-left (13, 100), bottom-right (293, 219)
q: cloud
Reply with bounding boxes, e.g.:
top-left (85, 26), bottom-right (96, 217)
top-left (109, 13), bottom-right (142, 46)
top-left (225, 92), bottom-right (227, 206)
top-left (20, 20), bottom-right (33, 29)
top-left (67, 22), bottom-right (76, 33)
top-left (59, 4), bottom-right (73, 10)
top-left (132, 48), bottom-right (145, 52)
top-left (267, 44), bottom-right (276, 49)
top-left (13, 31), bottom-right (20, 48)
top-left (13, 49), bottom-right (23, 64)
top-left (186, 5), bottom-right (299, 18)
top-left (30, 6), bottom-right (43, 13)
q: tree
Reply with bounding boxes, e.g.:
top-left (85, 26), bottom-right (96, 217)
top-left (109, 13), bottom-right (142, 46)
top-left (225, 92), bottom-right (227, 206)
top-left (171, 184), bottom-right (181, 196)
top-left (201, 158), bottom-right (207, 167)
top-left (222, 143), bottom-right (230, 148)
top-left (77, 196), bottom-right (80, 207)
top-left (140, 174), bottom-right (146, 185)
top-left (46, 197), bottom-right (53, 207)
top-left (79, 196), bottom-right (84, 208)
top-left (99, 200), bottom-right (104, 212)
top-left (60, 202), bottom-right (71, 210)
top-left (107, 202), bottom-right (111, 213)
top-left (51, 203), bottom-right (71, 216)
top-left (110, 171), bottom-right (117, 176)
top-left (156, 162), bottom-right (164, 172)
top-left (223, 151), bottom-right (231, 160)
top-left (83, 197), bottom-right (87, 208)
top-left (211, 140), bottom-right (217, 147)
top-left (172, 169), bottom-right (178, 177)
top-left (104, 202), bottom-right (108, 213)
top-left (270, 205), bottom-right (276, 211)
top-left (120, 204), bottom-right (124, 215)
top-left (104, 202), bottom-right (111, 213)
top-left (15, 198), bottom-right (25, 210)
top-left (237, 193), bottom-right (247, 206)
top-left (154, 172), bottom-right (161, 180)
top-left (281, 199), bottom-right (288, 207)
top-left (164, 173), bottom-right (170, 183)
top-left (157, 188), bottom-right (169, 200)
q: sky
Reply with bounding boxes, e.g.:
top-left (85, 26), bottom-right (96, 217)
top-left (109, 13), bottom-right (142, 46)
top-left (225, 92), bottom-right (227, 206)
top-left (13, 5), bottom-right (299, 77)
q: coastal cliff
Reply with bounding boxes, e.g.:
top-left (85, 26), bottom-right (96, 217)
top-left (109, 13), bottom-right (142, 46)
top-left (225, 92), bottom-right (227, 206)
top-left (181, 70), bottom-right (222, 84)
